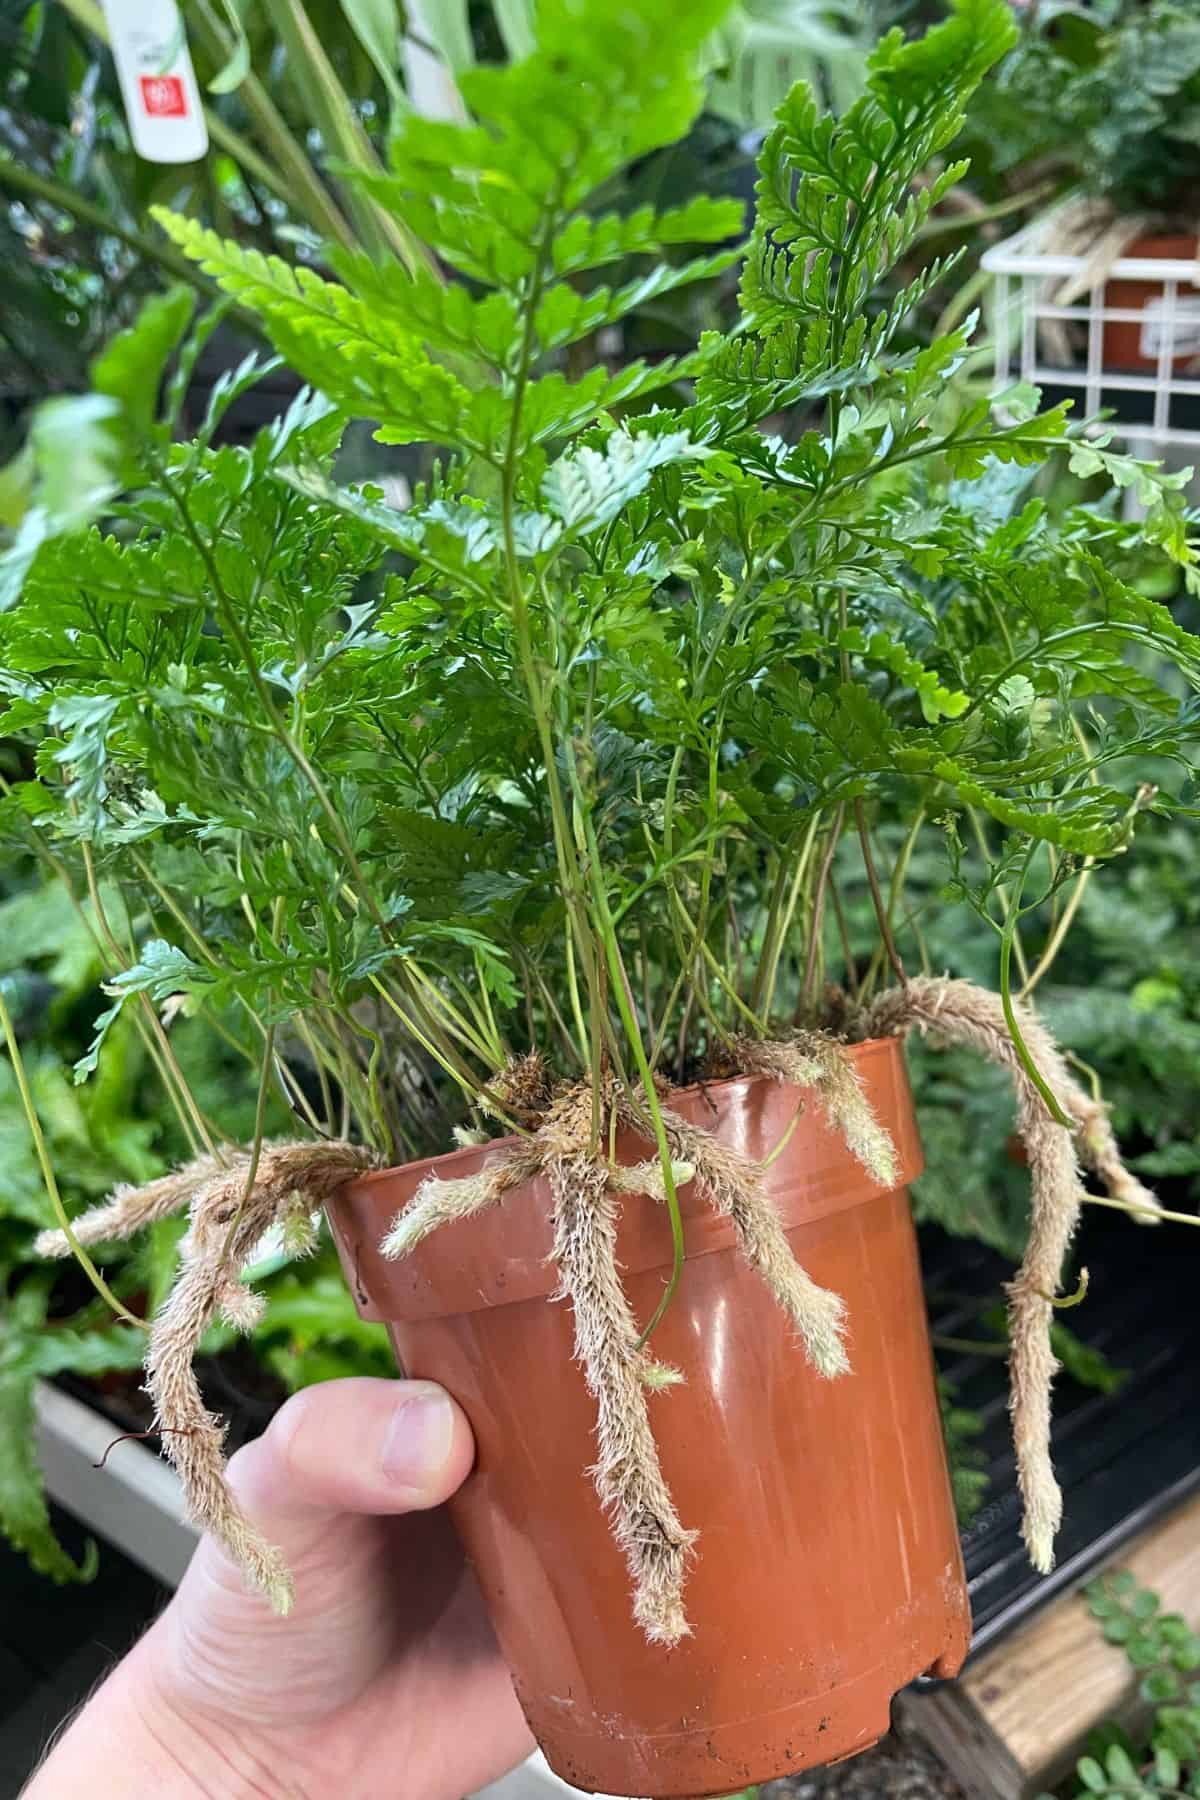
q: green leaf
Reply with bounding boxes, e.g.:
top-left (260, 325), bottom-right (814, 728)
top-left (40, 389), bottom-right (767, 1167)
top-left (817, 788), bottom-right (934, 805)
top-left (152, 214), bottom-right (475, 449)
top-left (336, 0), bottom-right (405, 106)
top-left (0, 443), bottom-right (32, 530)
top-left (845, 630), bottom-right (969, 724)
top-left (1104, 1745), bottom-right (1139, 1784)
top-left (0, 881), bottom-right (99, 994)
top-left (868, 0), bottom-right (1016, 118)
top-left (73, 998), bottom-right (125, 1086)
top-left (549, 196), bottom-right (745, 276)
top-left (491, 0), bottom-right (536, 59)
top-left (543, 426), bottom-right (709, 534)
top-left (349, 0), bottom-right (730, 289)
top-left (0, 396), bottom-right (121, 612)
top-left (1155, 1747), bottom-right (1182, 1788)
top-left (206, 0), bottom-right (252, 92)
top-left (28, 395), bottom-right (122, 532)
top-left (91, 286), bottom-right (197, 440)
top-left (1050, 1324), bottom-right (1129, 1397)
top-left (0, 1277), bottom-right (98, 1582)
top-left (47, 694), bottom-right (120, 830)
top-left (105, 941), bottom-right (210, 1005)
top-left (414, 0), bottom-right (474, 73)
top-left (739, 0), bottom-right (1014, 401)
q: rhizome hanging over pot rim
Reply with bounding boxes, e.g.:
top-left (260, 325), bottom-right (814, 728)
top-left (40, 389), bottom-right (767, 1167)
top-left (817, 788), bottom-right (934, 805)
top-left (35, 976), bottom-right (1164, 1638)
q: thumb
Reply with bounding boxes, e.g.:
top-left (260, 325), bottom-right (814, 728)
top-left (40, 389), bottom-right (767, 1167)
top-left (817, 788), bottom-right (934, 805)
top-left (228, 1376), bottom-right (475, 1525)
top-left (151, 1378), bottom-right (486, 1731)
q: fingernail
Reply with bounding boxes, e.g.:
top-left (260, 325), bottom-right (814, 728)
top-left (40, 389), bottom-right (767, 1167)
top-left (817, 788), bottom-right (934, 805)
top-left (381, 1382), bottom-right (454, 1487)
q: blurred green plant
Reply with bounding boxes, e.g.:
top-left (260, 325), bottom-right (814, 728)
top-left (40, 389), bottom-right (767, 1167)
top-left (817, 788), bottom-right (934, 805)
top-left (0, 845), bottom-right (389, 1579)
top-left (1042, 1573), bottom-right (1200, 1798)
top-left (938, 1377), bottom-right (990, 1527)
top-left (963, 0), bottom-right (1200, 223)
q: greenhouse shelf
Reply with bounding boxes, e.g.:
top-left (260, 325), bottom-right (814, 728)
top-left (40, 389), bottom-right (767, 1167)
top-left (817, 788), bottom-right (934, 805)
top-left (982, 212), bottom-right (1200, 454)
top-left (921, 1203), bottom-right (1200, 1663)
top-left (33, 1380), bottom-right (197, 1588)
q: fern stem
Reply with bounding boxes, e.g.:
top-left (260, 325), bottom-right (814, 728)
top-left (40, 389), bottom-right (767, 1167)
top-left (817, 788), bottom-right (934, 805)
top-left (798, 805), bottom-right (844, 1021)
top-left (1082, 1194), bottom-right (1200, 1231)
top-left (565, 750), bottom-right (687, 1348)
top-left (0, 157), bottom-right (218, 297)
top-left (855, 799), bottom-right (908, 989)
top-left (1021, 719), bottom-right (1099, 999)
top-left (0, 789), bottom-right (212, 1158)
top-left (499, 198), bottom-right (612, 1094)
top-left (758, 814), bottom-right (821, 1024)
top-left (0, 983), bottom-right (147, 1332)
top-left (969, 808), bottom-right (1030, 988)
top-left (999, 851), bottom-right (1072, 1130)
top-left (79, 840), bottom-right (223, 1157)
top-left (160, 462), bottom-right (502, 1123)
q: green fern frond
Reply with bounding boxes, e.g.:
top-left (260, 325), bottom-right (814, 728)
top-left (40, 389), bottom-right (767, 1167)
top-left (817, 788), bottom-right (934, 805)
top-left (742, 0), bottom-right (1016, 394)
top-left (344, 0), bottom-right (732, 294)
top-left (543, 426), bottom-right (709, 535)
top-left (328, 251), bottom-right (519, 368)
top-left (549, 197), bottom-right (746, 277)
top-left (152, 215), bottom-right (419, 367)
top-left (450, 359), bottom-right (702, 461)
top-left (152, 213), bottom-right (478, 450)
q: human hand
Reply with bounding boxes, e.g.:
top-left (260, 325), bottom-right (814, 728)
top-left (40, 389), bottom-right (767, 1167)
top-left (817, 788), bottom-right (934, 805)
top-left (26, 1377), bottom-right (534, 1799)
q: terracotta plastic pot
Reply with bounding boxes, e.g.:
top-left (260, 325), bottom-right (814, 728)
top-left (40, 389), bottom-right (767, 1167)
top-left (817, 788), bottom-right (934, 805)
top-left (1102, 233), bottom-right (1200, 373)
top-left (326, 1037), bottom-right (970, 1797)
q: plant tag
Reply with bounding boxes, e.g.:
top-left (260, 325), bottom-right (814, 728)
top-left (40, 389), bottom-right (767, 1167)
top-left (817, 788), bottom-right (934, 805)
top-left (1138, 295), bottom-right (1200, 362)
top-left (101, 0), bottom-right (208, 164)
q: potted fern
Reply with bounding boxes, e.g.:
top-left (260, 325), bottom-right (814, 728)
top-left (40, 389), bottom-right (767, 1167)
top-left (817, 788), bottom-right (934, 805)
top-left (3, 0), bottom-right (1200, 1792)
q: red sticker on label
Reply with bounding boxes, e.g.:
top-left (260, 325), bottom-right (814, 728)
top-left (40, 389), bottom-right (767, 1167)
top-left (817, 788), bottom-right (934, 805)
top-left (139, 74), bottom-right (187, 116)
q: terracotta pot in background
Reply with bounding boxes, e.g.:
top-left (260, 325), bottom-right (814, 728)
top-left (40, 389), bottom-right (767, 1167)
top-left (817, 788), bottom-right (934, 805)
top-left (1102, 233), bottom-right (1200, 373)
top-left (327, 1038), bottom-right (970, 1798)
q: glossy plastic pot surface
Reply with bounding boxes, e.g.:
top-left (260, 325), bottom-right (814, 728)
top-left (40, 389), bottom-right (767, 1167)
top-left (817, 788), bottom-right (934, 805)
top-left (327, 1038), bottom-right (970, 1797)
top-left (1102, 233), bottom-right (1200, 372)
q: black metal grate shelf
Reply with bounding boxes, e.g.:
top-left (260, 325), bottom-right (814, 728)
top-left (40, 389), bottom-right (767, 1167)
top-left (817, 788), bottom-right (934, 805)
top-left (922, 1203), bottom-right (1200, 1660)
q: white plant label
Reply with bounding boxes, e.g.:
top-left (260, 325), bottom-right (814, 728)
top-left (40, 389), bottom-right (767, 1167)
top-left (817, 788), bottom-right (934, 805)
top-left (102, 0), bottom-right (208, 164)
top-left (1138, 295), bottom-right (1200, 363)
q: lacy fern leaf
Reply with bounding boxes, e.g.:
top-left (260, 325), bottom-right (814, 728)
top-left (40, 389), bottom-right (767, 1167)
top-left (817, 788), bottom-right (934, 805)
top-left (734, 0), bottom-right (1017, 398)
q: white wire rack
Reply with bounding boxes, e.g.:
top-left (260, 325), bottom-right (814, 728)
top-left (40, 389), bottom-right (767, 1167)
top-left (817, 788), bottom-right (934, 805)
top-left (982, 212), bottom-right (1200, 454)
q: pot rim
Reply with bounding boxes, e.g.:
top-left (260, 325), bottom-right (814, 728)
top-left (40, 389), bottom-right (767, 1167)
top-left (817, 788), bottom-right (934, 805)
top-left (1116, 230), bottom-right (1200, 257)
top-left (327, 1034), bottom-right (922, 1322)
top-left (345, 1033), bottom-right (904, 1192)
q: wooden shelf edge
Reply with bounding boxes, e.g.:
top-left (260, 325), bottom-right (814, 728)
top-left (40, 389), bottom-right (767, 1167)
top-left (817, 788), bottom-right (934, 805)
top-left (898, 1490), bottom-right (1200, 1799)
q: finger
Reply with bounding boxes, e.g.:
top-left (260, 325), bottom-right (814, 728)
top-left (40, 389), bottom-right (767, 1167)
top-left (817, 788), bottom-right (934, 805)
top-left (228, 1376), bottom-right (475, 1523)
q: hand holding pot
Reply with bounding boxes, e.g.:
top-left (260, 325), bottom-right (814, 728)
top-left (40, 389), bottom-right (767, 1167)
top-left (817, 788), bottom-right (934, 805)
top-left (24, 1377), bottom-right (533, 1800)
